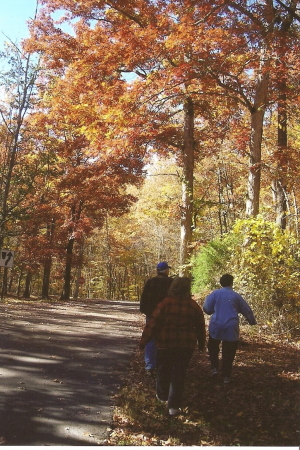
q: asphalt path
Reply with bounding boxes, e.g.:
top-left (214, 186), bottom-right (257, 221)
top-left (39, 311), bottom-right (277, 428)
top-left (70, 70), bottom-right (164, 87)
top-left (0, 299), bottom-right (141, 446)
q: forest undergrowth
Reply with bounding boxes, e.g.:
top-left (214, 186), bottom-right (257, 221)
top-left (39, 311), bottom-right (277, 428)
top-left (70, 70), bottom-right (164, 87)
top-left (109, 328), bottom-right (300, 446)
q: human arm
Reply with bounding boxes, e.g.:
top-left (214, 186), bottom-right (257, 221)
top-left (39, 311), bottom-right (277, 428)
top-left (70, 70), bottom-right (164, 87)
top-left (203, 292), bottom-right (215, 315)
top-left (139, 320), bottom-right (154, 350)
top-left (194, 303), bottom-right (206, 351)
top-left (139, 300), bottom-right (165, 350)
top-left (237, 295), bottom-right (257, 325)
top-left (140, 280), bottom-right (151, 315)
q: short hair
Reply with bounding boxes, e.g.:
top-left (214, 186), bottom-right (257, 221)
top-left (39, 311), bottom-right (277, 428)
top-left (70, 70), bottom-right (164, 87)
top-left (168, 277), bottom-right (191, 299)
top-left (220, 274), bottom-right (234, 287)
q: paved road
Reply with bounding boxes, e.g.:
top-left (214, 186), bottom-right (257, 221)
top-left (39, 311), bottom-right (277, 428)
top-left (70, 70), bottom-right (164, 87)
top-left (0, 299), bottom-right (141, 446)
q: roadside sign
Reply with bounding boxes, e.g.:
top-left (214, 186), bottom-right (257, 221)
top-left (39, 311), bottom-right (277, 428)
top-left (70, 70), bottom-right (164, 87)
top-left (0, 249), bottom-right (15, 268)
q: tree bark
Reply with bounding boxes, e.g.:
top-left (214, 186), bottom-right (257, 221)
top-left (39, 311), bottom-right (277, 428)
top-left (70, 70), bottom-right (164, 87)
top-left (179, 96), bottom-right (195, 275)
top-left (246, 48), bottom-right (270, 217)
top-left (61, 202), bottom-right (82, 300)
top-left (17, 270), bottom-right (24, 297)
top-left (42, 260), bottom-right (52, 299)
top-left (1, 267), bottom-right (8, 299)
top-left (23, 270), bottom-right (32, 298)
top-left (73, 238), bottom-right (84, 299)
top-left (60, 236), bottom-right (75, 300)
top-left (41, 219), bottom-right (56, 299)
top-left (272, 6), bottom-right (296, 230)
top-left (272, 85), bottom-right (288, 229)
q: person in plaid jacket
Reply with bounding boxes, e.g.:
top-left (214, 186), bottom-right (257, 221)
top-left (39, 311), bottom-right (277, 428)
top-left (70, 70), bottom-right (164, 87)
top-left (139, 277), bottom-right (206, 416)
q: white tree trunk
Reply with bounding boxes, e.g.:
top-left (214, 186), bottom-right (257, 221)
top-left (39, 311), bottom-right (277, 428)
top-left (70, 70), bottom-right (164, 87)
top-left (179, 96), bottom-right (195, 275)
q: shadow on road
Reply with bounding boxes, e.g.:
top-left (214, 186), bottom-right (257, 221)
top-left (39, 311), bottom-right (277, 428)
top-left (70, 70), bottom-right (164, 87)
top-left (0, 299), bottom-right (141, 445)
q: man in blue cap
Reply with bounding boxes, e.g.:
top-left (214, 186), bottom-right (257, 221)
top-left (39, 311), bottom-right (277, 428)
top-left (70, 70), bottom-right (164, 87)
top-left (140, 261), bottom-right (173, 376)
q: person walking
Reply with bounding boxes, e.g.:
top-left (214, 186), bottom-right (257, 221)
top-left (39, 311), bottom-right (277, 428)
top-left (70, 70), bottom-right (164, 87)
top-left (139, 277), bottom-right (206, 416)
top-left (203, 273), bottom-right (257, 384)
top-left (140, 262), bottom-right (173, 376)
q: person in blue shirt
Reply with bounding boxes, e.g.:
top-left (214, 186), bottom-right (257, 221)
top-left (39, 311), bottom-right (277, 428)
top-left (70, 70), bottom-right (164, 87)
top-left (203, 274), bottom-right (257, 384)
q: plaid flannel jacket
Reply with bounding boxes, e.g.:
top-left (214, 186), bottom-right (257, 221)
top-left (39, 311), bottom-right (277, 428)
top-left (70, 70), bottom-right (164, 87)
top-left (140, 296), bottom-right (206, 350)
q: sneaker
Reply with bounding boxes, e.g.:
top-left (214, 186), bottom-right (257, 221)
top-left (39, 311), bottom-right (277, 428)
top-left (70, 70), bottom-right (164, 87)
top-left (223, 377), bottom-right (230, 384)
top-left (211, 368), bottom-right (218, 377)
top-left (169, 408), bottom-right (181, 416)
top-left (145, 369), bottom-right (155, 377)
top-left (156, 394), bottom-right (167, 403)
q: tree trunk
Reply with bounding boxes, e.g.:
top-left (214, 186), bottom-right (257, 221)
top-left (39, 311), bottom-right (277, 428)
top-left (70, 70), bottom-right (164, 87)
top-left (273, 81), bottom-right (288, 229)
top-left (60, 237), bottom-right (75, 300)
top-left (1, 267), bottom-right (8, 299)
top-left (179, 96), bottom-right (195, 275)
top-left (41, 219), bottom-right (56, 299)
top-left (23, 270), bottom-right (32, 298)
top-left (245, 49), bottom-right (270, 217)
top-left (272, 8), bottom-right (295, 230)
top-left (8, 270), bottom-right (14, 292)
top-left (17, 270), bottom-right (24, 297)
top-left (61, 202), bottom-right (83, 300)
top-left (0, 49), bottom-right (38, 250)
top-left (42, 261), bottom-right (52, 299)
top-left (292, 190), bottom-right (299, 238)
top-left (73, 238), bottom-right (84, 299)
top-left (73, 267), bottom-right (81, 300)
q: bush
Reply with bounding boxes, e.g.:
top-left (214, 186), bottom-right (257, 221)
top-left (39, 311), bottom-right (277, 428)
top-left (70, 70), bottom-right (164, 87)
top-left (191, 216), bottom-right (300, 337)
top-left (191, 233), bottom-right (236, 293)
top-left (231, 217), bottom-right (300, 335)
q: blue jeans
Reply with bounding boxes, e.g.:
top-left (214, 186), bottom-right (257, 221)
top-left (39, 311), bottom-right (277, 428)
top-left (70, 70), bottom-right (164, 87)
top-left (144, 317), bottom-right (157, 370)
top-left (145, 337), bottom-right (157, 370)
top-left (156, 348), bottom-right (194, 409)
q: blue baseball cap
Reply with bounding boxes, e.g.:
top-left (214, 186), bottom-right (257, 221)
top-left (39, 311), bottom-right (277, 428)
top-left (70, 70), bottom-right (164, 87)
top-left (157, 261), bottom-right (171, 271)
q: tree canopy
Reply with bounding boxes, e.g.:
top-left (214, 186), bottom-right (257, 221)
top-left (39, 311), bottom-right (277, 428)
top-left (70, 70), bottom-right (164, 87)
top-left (0, 1), bottom-right (299, 323)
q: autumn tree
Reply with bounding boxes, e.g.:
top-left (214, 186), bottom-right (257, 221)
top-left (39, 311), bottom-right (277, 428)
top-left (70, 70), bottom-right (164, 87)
top-left (20, 55), bottom-right (146, 299)
top-left (25, 0), bottom-right (235, 274)
top-left (0, 42), bottom-right (40, 295)
top-left (0, 41), bottom-right (40, 242)
top-left (26, 0), bottom-right (299, 277)
top-left (78, 157), bottom-right (181, 300)
top-left (174, 0), bottom-right (300, 219)
top-left (271, 2), bottom-right (300, 229)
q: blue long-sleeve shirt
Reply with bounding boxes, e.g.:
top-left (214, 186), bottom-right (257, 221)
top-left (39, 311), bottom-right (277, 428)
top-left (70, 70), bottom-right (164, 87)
top-left (203, 287), bottom-right (256, 341)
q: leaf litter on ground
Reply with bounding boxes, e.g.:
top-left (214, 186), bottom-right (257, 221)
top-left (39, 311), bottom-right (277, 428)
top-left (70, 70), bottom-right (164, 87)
top-left (1, 298), bottom-right (299, 446)
top-left (109, 327), bottom-right (300, 446)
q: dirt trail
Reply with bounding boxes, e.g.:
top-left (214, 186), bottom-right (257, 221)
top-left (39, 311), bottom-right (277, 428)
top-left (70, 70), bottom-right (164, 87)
top-left (0, 299), bottom-right (141, 446)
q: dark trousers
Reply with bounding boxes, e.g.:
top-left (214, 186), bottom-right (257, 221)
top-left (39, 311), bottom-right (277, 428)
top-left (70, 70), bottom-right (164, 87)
top-left (207, 335), bottom-right (238, 377)
top-left (156, 348), bottom-right (194, 409)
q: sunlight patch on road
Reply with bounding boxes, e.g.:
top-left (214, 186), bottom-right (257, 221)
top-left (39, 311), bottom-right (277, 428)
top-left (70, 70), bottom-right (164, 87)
top-left (0, 353), bottom-right (64, 364)
top-left (0, 367), bottom-right (17, 377)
